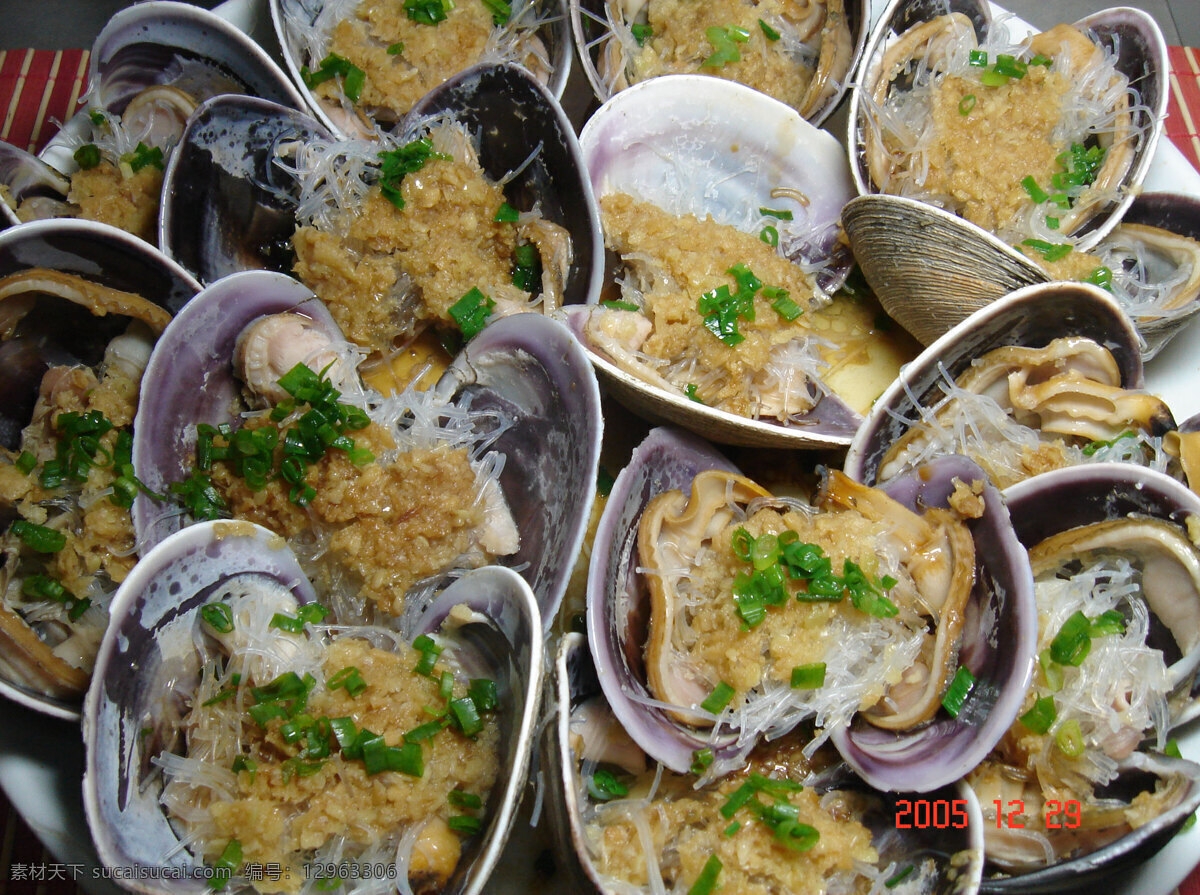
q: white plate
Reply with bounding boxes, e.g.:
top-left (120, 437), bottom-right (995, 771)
top-left (4, 1), bottom-right (1199, 893)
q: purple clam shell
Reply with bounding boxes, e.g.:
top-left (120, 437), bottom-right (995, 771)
top-left (829, 454), bottom-right (1037, 792)
top-left (82, 521), bottom-right (318, 893)
top-left (409, 567), bottom-right (545, 895)
top-left (549, 633), bottom-right (985, 894)
top-left (89, 1), bottom-right (305, 117)
top-left (844, 282), bottom-right (1145, 486)
top-left (159, 95), bottom-right (333, 284)
top-left (432, 312), bottom-right (603, 627)
top-left (131, 270), bottom-right (340, 550)
top-left (586, 427), bottom-right (742, 773)
top-left (589, 429), bottom-right (1035, 792)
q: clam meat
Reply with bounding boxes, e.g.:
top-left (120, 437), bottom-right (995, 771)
top-left (588, 427), bottom-right (1036, 793)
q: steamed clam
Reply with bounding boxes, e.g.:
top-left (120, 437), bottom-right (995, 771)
top-left (588, 426), bottom-right (1036, 794)
top-left (546, 632), bottom-right (986, 894)
top-left (0, 1), bottom-right (304, 237)
top-left (83, 519), bottom-right (543, 894)
top-left (159, 64), bottom-right (601, 385)
top-left (569, 0), bottom-right (868, 125)
top-left (131, 269), bottom-right (601, 628)
top-left (844, 283), bottom-right (1177, 491)
top-left (968, 464), bottom-right (1200, 889)
top-left (0, 219), bottom-right (198, 719)
top-left (850, 0), bottom-right (1165, 247)
top-left (570, 74), bottom-right (918, 449)
top-left (271, 0), bottom-right (570, 137)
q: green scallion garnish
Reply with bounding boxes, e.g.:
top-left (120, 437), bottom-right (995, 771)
top-left (790, 662), bottom-right (826, 689)
top-left (700, 681), bottom-right (736, 714)
top-left (941, 665), bottom-right (976, 718)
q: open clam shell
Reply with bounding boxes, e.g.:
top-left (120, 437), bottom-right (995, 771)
top-left (546, 632), bottom-right (986, 894)
top-left (2, 1), bottom-right (304, 234)
top-left (132, 269), bottom-right (601, 628)
top-left (0, 219), bottom-right (198, 720)
top-left (848, 1), bottom-right (1166, 248)
top-left (971, 464), bottom-right (1200, 890)
top-left (89, 0), bottom-right (305, 116)
top-left (572, 74), bottom-right (861, 449)
top-left (82, 519), bottom-right (542, 894)
top-left (568, 0), bottom-right (869, 126)
top-left (270, 0), bottom-right (571, 138)
top-left (843, 281), bottom-right (1153, 489)
top-left (158, 63), bottom-right (602, 319)
top-left (588, 426), bottom-right (1036, 793)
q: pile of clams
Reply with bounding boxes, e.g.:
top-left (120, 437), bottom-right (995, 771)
top-left (3, 0), bottom-right (1200, 893)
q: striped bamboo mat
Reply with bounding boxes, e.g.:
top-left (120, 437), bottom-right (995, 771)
top-left (3, 43), bottom-right (1200, 895)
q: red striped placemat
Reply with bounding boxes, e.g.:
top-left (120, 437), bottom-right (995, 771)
top-left (0, 48), bottom-right (89, 154)
top-left (1168, 45), bottom-right (1200, 173)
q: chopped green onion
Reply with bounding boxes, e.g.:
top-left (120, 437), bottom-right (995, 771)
top-left (700, 681), bottom-right (735, 714)
top-left (702, 25), bottom-right (747, 68)
top-left (21, 574), bottom-right (70, 603)
top-left (631, 23), bottom-right (653, 45)
top-left (1086, 266), bottom-right (1114, 291)
top-left (980, 68), bottom-right (1010, 87)
top-left (73, 144), bottom-right (101, 169)
top-left (760, 225), bottom-right (779, 247)
top-left (387, 42), bottom-right (405, 54)
top-left (201, 602), bottom-right (235, 634)
top-left (601, 299), bottom-right (639, 312)
top-left (480, 0), bottom-right (511, 26)
top-left (588, 767), bottom-right (629, 800)
top-left (1049, 610), bottom-right (1092, 666)
top-left (449, 789), bottom-right (484, 809)
top-left (207, 839), bottom-right (242, 891)
top-left (759, 18), bottom-right (780, 41)
top-left (448, 814), bottom-right (483, 835)
top-left (724, 820), bottom-right (740, 836)
top-left (968, 50), bottom-right (987, 67)
top-left (684, 383), bottom-right (704, 403)
top-left (1045, 216), bottom-right (1060, 229)
top-left (1021, 176), bottom-right (1048, 203)
top-left (89, 109), bottom-right (107, 126)
top-left (15, 451), bottom-right (36, 474)
top-left (690, 748), bottom-right (714, 775)
top-left (759, 207), bottom-right (793, 220)
top-left (719, 782), bottom-right (756, 818)
top-left (468, 677), bottom-right (499, 712)
top-left (1029, 53), bottom-right (1052, 68)
top-left (886, 865), bottom-right (915, 888)
top-left (1019, 695), bottom-right (1057, 735)
top-left (687, 855), bottom-right (722, 895)
top-left (1056, 718), bottom-right (1085, 757)
top-left (10, 520), bottom-right (66, 553)
top-left (993, 54), bottom-right (1027, 79)
top-left (1166, 739), bottom-right (1183, 759)
top-left (377, 137), bottom-right (451, 209)
top-left (790, 662), bottom-right (826, 689)
top-left (1039, 648), bottom-right (1064, 691)
top-left (413, 634), bottom-right (443, 676)
top-left (327, 665), bottom-right (367, 696)
top-left (405, 718), bottom-right (449, 742)
top-left (494, 202), bottom-right (520, 223)
top-left (449, 696), bottom-right (483, 736)
top-left (404, 0), bottom-right (449, 24)
top-left (941, 665), bottom-right (976, 718)
top-left (1089, 609), bottom-right (1125, 637)
top-left (512, 242), bottom-right (542, 292)
top-left (769, 289), bottom-right (803, 321)
top-left (448, 287), bottom-right (496, 339)
top-left (958, 93), bottom-right (977, 115)
top-left (123, 142), bottom-right (164, 173)
top-left (1021, 238), bottom-right (1072, 262)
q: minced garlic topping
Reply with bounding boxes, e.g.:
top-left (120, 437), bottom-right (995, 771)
top-left (213, 424), bottom-right (488, 618)
top-left (291, 147), bottom-right (544, 354)
top-left (196, 638), bottom-right (499, 892)
top-left (320, 2), bottom-right (497, 120)
top-left (588, 734), bottom-right (878, 895)
top-left (625, 0), bottom-right (817, 110)
top-left (593, 192), bottom-right (826, 419)
top-left (64, 162), bottom-right (163, 242)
